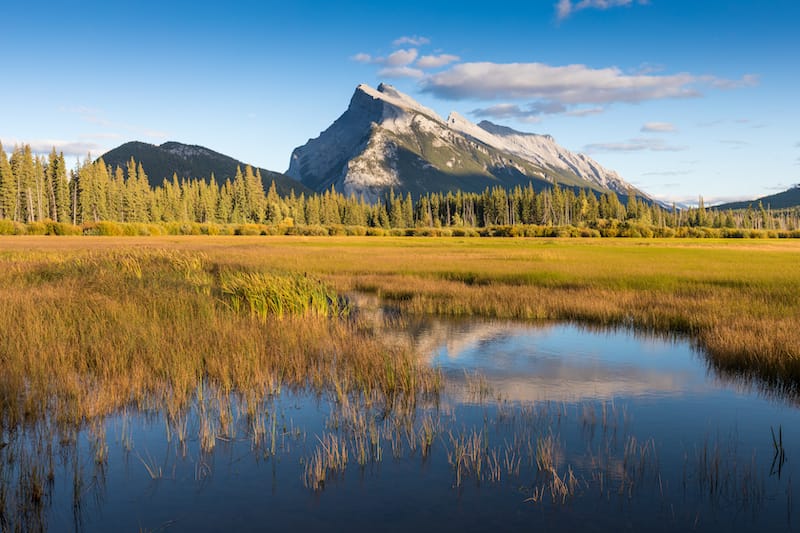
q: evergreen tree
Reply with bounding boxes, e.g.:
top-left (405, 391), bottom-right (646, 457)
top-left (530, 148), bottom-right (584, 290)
top-left (45, 149), bottom-right (70, 222)
top-left (10, 145), bottom-right (36, 222)
top-left (0, 143), bottom-right (16, 220)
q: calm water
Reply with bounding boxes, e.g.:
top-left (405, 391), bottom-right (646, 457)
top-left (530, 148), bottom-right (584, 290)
top-left (5, 319), bottom-right (799, 532)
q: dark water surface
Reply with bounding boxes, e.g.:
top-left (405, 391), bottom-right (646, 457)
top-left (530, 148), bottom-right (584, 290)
top-left (7, 320), bottom-right (799, 532)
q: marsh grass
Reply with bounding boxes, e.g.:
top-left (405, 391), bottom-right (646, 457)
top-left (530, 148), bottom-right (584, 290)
top-left (219, 270), bottom-right (348, 320)
top-left (0, 236), bottom-right (797, 528)
top-left (0, 247), bottom-right (440, 430)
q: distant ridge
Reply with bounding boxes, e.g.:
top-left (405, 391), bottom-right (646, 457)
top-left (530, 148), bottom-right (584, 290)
top-left (99, 141), bottom-right (311, 196)
top-left (714, 185), bottom-right (800, 210)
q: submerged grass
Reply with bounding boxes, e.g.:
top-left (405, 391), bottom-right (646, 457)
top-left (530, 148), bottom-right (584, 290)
top-left (0, 246), bottom-right (440, 433)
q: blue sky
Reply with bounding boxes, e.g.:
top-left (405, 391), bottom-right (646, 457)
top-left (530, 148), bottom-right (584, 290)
top-left (2, 0), bottom-right (798, 204)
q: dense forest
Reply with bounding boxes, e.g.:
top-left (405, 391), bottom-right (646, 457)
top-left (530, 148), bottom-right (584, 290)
top-left (1, 144), bottom-right (798, 237)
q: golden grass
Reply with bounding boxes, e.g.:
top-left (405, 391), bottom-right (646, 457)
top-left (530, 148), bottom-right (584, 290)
top-left (0, 244), bottom-right (441, 432)
top-left (1, 235), bottom-right (798, 402)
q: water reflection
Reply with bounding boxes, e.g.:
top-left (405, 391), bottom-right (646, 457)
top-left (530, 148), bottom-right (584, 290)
top-left (3, 299), bottom-right (800, 531)
top-left (409, 320), bottom-right (703, 402)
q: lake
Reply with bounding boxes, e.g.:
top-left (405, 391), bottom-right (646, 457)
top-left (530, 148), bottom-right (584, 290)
top-left (4, 318), bottom-right (798, 532)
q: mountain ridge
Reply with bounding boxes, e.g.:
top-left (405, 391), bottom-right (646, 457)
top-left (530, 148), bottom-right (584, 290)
top-left (99, 141), bottom-right (311, 196)
top-left (714, 185), bottom-right (800, 210)
top-left (287, 83), bottom-right (648, 201)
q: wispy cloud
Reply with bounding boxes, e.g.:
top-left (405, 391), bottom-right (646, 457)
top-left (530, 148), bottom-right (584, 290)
top-left (720, 139), bottom-right (749, 148)
top-left (79, 132), bottom-right (122, 141)
top-left (703, 74), bottom-right (759, 89)
top-left (641, 122), bottom-right (677, 133)
top-left (416, 54), bottom-right (460, 69)
top-left (351, 53), bottom-right (374, 64)
top-left (471, 101), bottom-right (604, 122)
top-left (567, 107), bottom-right (604, 117)
top-left (393, 35), bottom-right (430, 47)
top-left (763, 183), bottom-right (794, 191)
top-left (641, 170), bottom-right (691, 176)
top-left (584, 137), bottom-right (688, 153)
top-left (60, 106), bottom-right (168, 141)
top-left (472, 102), bottom-right (564, 123)
top-left (379, 66), bottom-right (425, 79)
top-left (556, 0), bottom-right (649, 21)
top-left (0, 138), bottom-right (102, 157)
top-left (352, 48), bottom-right (424, 78)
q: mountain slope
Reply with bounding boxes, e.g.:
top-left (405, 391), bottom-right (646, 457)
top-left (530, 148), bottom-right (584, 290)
top-left (287, 83), bottom-right (647, 200)
top-left (714, 185), bottom-right (800, 210)
top-left (100, 141), bottom-right (311, 196)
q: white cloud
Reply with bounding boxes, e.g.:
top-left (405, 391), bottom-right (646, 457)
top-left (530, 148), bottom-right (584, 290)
top-left (378, 66), bottom-right (425, 79)
top-left (703, 73), bottom-right (759, 89)
top-left (556, 0), bottom-right (649, 21)
top-left (416, 54), bottom-right (460, 69)
top-left (423, 62), bottom-right (703, 104)
top-left (641, 122), bottom-right (677, 133)
top-left (351, 53), bottom-right (374, 64)
top-left (1, 138), bottom-right (102, 157)
top-left (584, 137), bottom-right (687, 153)
top-left (355, 49), bottom-right (419, 68)
top-left (720, 139), bottom-right (749, 148)
top-left (422, 62), bottom-right (755, 123)
top-left (556, 0), bottom-right (573, 20)
top-left (472, 104), bottom-right (542, 123)
top-left (472, 101), bottom-right (567, 122)
top-left (653, 193), bottom-right (752, 206)
top-left (59, 106), bottom-right (168, 142)
top-left (393, 35), bottom-right (430, 47)
top-left (641, 170), bottom-right (691, 176)
top-left (566, 107), bottom-right (604, 117)
top-left (472, 101), bottom-right (605, 123)
top-left (79, 132), bottom-right (122, 141)
top-left (385, 48), bottom-right (418, 67)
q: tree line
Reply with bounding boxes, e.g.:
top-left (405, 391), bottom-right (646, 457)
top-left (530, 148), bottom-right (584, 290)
top-left (1, 144), bottom-right (798, 234)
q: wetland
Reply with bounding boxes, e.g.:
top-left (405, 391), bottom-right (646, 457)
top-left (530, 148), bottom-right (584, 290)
top-left (1, 236), bottom-right (798, 531)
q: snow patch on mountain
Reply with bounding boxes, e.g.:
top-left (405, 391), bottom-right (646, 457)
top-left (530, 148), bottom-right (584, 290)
top-left (287, 83), bottom-right (644, 199)
top-left (473, 121), bottom-right (631, 194)
top-left (358, 83), bottom-right (443, 123)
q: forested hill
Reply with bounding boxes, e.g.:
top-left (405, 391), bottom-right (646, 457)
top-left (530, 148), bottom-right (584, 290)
top-left (714, 185), bottom-right (800, 210)
top-left (99, 141), bottom-right (311, 196)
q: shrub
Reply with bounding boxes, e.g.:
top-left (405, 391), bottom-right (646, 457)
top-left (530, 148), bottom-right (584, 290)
top-left (25, 222), bottom-right (48, 235)
top-left (45, 221), bottom-right (82, 235)
top-left (234, 224), bottom-right (262, 236)
top-left (0, 219), bottom-right (15, 235)
top-left (344, 225), bottom-right (368, 236)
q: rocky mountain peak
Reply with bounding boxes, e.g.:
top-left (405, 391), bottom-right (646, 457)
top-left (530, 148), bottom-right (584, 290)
top-left (287, 83), bottom-right (649, 201)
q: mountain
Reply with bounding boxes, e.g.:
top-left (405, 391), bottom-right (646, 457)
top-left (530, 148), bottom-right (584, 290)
top-left (714, 185), bottom-right (800, 210)
top-left (287, 83), bottom-right (647, 201)
top-left (100, 141), bottom-right (311, 196)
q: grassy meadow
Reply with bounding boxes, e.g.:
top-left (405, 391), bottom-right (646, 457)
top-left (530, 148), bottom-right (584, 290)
top-left (1, 235), bottom-right (798, 403)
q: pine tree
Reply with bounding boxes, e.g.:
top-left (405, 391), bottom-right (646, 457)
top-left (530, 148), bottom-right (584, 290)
top-left (10, 145), bottom-right (36, 222)
top-left (0, 143), bottom-right (16, 220)
top-left (46, 149), bottom-right (70, 222)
